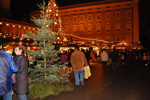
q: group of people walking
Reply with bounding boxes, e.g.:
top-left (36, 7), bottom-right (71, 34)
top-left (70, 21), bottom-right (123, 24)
top-left (0, 41), bottom-right (29, 100)
top-left (100, 48), bottom-right (150, 72)
top-left (2, 38), bottom-right (150, 100)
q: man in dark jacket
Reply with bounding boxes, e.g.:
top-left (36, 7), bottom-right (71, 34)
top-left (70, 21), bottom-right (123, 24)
top-left (111, 48), bottom-right (119, 71)
top-left (0, 41), bottom-right (20, 100)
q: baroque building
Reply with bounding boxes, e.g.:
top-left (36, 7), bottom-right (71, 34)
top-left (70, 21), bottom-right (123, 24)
top-left (57, 0), bottom-right (140, 47)
top-left (0, 0), bottom-right (141, 49)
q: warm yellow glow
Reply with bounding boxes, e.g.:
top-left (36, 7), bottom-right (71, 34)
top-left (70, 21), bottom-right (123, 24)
top-left (56, 14), bottom-right (58, 16)
top-left (12, 25), bottom-right (15, 27)
top-left (3, 36), bottom-right (6, 38)
top-left (6, 24), bottom-right (9, 26)
top-left (20, 38), bottom-right (23, 40)
top-left (0, 22), bottom-right (2, 25)
top-left (23, 27), bottom-right (26, 29)
top-left (13, 37), bottom-right (16, 39)
top-left (57, 37), bottom-right (60, 39)
top-left (54, 4), bottom-right (57, 6)
top-left (18, 26), bottom-right (21, 28)
top-left (19, 42), bottom-right (22, 45)
top-left (46, 25), bottom-right (49, 27)
top-left (54, 22), bottom-right (57, 24)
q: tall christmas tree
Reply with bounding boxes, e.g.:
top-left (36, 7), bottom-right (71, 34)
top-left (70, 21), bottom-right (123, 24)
top-left (27, 0), bottom-right (70, 84)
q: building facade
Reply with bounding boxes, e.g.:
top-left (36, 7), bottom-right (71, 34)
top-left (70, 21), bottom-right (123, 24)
top-left (0, 0), bottom-right (141, 49)
top-left (58, 0), bottom-right (140, 47)
top-left (0, 18), bottom-right (35, 46)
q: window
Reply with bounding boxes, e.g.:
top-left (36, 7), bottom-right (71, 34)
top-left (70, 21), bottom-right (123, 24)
top-left (116, 22), bottom-right (121, 32)
top-left (126, 10), bottom-right (132, 19)
top-left (87, 23), bottom-right (92, 33)
top-left (126, 21), bottom-right (132, 32)
top-left (87, 14), bottom-right (92, 21)
top-left (106, 36), bottom-right (112, 41)
top-left (80, 15), bottom-right (84, 22)
top-left (116, 36), bottom-right (121, 42)
top-left (64, 25), bottom-right (68, 33)
top-left (16, 29), bottom-right (20, 35)
top-left (7, 27), bottom-right (10, 33)
top-left (106, 12), bottom-right (110, 20)
top-left (64, 17), bottom-right (68, 23)
top-left (106, 22), bottom-right (110, 33)
top-left (73, 16), bottom-right (77, 23)
top-left (96, 23), bottom-right (101, 33)
top-left (96, 13), bottom-right (101, 21)
top-left (116, 11), bottom-right (121, 20)
top-left (73, 24), bottom-right (77, 33)
top-left (126, 35), bottom-right (131, 42)
top-left (79, 24), bottom-right (84, 33)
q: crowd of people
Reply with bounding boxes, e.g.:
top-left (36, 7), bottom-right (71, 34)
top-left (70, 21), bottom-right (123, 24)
top-left (0, 41), bottom-right (29, 100)
top-left (1, 39), bottom-right (150, 100)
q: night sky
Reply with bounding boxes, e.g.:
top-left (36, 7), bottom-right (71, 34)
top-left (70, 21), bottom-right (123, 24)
top-left (10, 0), bottom-right (150, 48)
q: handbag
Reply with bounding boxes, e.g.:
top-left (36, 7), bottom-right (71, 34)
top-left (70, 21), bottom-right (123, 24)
top-left (84, 65), bottom-right (91, 79)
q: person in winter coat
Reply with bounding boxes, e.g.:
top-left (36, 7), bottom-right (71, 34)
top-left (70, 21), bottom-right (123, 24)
top-left (0, 41), bottom-right (20, 100)
top-left (70, 45), bottom-right (88, 86)
top-left (100, 49), bottom-right (108, 72)
top-left (14, 45), bottom-right (29, 100)
top-left (110, 48), bottom-right (119, 71)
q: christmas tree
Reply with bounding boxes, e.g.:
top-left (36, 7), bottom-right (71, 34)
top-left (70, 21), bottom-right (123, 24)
top-left (27, 0), bottom-right (71, 84)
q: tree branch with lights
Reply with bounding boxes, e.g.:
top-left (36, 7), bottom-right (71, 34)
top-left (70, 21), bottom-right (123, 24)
top-left (27, 0), bottom-right (73, 98)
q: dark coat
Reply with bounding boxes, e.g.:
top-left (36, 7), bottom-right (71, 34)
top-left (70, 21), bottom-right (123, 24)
top-left (15, 54), bottom-right (29, 95)
top-left (111, 50), bottom-right (119, 62)
top-left (0, 50), bottom-right (20, 95)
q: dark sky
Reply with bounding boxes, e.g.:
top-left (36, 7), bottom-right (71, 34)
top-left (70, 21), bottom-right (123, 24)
top-left (10, 0), bottom-right (150, 47)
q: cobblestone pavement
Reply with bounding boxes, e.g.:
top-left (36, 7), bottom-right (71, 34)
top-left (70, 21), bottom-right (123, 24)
top-left (13, 59), bottom-right (150, 100)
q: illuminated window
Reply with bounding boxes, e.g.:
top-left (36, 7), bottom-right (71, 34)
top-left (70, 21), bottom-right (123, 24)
top-left (96, 23), bottom-right (101, 33)
top-left (106, 22), bottom-right (110, 33)
top-left (73, 24), bottom-right (77, 33)
top-left (126, 10), bottom-right (132, 19)
top-left (87, 23), bottom-right (92, 33)
top-left (126, 21), bottom-right (132, 32)
top-left (64, 17), bottom-right (68, 23)
top-left (87, 14), bottom-right (92, 21)
top-left (116, 22), bottom-right (121, 32)
top-left (80, 15), bottom-right (84, 22)
top-left (116, 11), bottom-right (121, 20)
top-left (73, 16), bottom-right (77, 23)
top-left (106, 12), bottom-right (110, 20)
top-left (79, 24), bottom-right (84, 33)
top-left (96, 13), bottom-right (101, 21)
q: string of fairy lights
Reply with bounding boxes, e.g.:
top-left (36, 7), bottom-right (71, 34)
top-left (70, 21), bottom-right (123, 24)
top-left (0, 0), bottom-right (109, 44)
top-left (46, 0), bottom-right (109, 43)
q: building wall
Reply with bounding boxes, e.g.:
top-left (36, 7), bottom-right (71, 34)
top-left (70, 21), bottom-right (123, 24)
top-left (59, 0), bottom-right (140, 46)
top-left (0, 18), bottom-right (35, 45)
